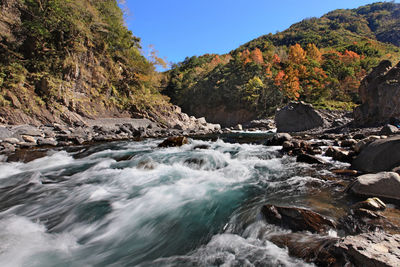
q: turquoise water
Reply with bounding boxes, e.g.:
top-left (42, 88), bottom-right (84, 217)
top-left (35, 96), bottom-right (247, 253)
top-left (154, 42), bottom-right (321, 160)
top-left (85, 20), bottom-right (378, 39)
top-left (0, 137), bottom-right (342, 266)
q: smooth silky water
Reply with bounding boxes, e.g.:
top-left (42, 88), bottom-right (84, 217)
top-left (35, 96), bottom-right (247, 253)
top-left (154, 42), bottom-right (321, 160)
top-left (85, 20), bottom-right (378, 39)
top-left (0, 134), bottom-right (349, 266)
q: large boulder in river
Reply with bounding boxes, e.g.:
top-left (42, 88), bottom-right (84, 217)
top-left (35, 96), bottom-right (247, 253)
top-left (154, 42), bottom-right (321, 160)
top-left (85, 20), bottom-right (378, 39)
top-left (261, 204), bottom-right (335, 233)
top-left (349, 172), bottom-right (400, 203)
top-left (354, 60), bottom-right (400, 126)
top-left (275, 102), bottom-right (325, 132)
top-left (352, 135), bottom-right (400, 172)
top-left (158, 136), bottom-right (188, 148)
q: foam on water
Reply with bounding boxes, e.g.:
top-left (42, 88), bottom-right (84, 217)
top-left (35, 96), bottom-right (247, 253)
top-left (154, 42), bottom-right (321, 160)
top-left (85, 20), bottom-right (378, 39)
top-left (0, 137), bottom-right (330, 266)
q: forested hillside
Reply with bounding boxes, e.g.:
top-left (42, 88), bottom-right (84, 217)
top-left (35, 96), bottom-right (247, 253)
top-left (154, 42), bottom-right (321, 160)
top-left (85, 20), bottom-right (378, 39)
top-left (0, 0), bottom-right (170, 125)
top-left (163, 2), bottom-right (400, 126)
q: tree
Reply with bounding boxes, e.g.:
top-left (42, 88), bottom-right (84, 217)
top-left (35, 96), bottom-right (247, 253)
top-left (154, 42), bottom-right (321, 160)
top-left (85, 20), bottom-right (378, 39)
top-left (306, 43), bottom-right (322, 62)
top-left (250, 48), bottom-right (264, 64)
top-left (289, 44), bottom-right (306, 64)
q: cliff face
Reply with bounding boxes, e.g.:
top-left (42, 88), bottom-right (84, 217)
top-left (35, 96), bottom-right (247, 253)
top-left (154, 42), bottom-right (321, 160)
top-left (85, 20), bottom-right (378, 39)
top-left (0, 0), bottom-right (172, 126)
top-left (354, 60), bottom-right (400, 126)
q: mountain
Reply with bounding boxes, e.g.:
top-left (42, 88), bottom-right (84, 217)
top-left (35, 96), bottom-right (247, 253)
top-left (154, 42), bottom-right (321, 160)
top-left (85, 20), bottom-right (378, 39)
top-left (0, 0), bottom-right (172, 126)
top-left (163, 2), bottom-right (400, 126)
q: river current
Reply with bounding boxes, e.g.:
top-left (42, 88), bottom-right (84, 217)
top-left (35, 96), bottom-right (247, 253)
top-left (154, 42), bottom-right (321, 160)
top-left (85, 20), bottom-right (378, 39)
top-left (0, 134), bottom-right (347, 266)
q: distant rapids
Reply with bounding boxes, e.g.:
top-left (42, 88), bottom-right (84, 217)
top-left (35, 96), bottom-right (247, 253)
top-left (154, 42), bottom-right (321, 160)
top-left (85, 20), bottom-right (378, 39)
top-left (0, 135), bottom-right (347, 266)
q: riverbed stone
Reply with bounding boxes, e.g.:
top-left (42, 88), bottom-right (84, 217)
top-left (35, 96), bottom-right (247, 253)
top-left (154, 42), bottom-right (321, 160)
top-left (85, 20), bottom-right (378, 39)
top-left (380, 124), bottom-right (399, 135)
top-left (261, 204), bottom-right (335, 233)
top-left (335, 232), bottom-right (400, 267)
top-left (158, 136), bottom-right (189, 148)
top-left (275, 101), bottom-right (325, 132)
top-left (352, 135), bottom-right (400, 172)
top-left (296, 153), bottom-right (326, 164)
top-left (349, 172), bottom-right (400, 203)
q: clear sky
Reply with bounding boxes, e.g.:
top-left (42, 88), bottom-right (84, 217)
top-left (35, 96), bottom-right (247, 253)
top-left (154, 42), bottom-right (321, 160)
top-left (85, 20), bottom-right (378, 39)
top-left (123, 0), bottom-right (397, 67)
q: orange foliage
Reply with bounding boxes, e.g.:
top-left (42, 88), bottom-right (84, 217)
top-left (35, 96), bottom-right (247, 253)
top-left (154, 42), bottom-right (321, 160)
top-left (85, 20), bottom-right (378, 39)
top-left (272, 54), bottom-right (281, 64)
top-left (241, 49), bottom-right (251, 64)
top-left (289, 44), bottom-right (306, 64)
top-left (274, 70), bottom-right (285, 86)
top-left (250, 48), bottom-right (264, 64)
top-left (342, 50), bottom-right (360, 63)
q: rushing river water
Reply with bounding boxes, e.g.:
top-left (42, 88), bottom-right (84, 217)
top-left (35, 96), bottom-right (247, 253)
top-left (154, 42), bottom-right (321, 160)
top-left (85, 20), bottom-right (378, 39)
top-left (0, 134), bottom-right (349, 266)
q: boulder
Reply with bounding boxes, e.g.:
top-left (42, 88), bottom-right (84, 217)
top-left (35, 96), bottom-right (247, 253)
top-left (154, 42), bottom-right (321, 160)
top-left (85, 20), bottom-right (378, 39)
top-left (354, 60), bottom-right (400, 126)
top-left (261, 204), bottom-right (335, 233)
top-left (336, 232), bottom-right (400, 267)
top-left (325, 146), bottom-right (353, 163)
top-left (158, 136), bottom-right (189, 148)
top-left (349, 172), bottom-right (400, 203)
top-left (352, 135), bottom-right (400, 172)
top-left (380, 124), bottom-right (399, 135)
top-left (296, 153), bottom-right (326, 164)
top-left (275, 102), bottom-right (325, 132)
top-left (265, 133), bottom-right (292, 146)
top-left (269, 233), bottom-right (341, 266)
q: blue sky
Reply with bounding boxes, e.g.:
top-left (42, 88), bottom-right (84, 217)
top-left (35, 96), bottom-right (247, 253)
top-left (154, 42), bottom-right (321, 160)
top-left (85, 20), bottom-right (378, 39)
top-left (123, 0), bottom-right (397, 68)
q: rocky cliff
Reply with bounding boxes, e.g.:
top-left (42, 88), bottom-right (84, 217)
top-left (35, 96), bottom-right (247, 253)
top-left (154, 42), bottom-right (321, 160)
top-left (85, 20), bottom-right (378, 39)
top-left (354, 60), bottom-right (400, 126)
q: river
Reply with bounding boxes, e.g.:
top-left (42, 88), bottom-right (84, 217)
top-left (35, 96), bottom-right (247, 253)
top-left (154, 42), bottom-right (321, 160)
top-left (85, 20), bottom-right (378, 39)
top-left (0, 134), bottom-right (349, 266)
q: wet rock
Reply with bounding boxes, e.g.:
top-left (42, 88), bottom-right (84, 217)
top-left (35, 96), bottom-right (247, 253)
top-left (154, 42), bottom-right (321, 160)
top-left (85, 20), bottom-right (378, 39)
top-left (269, 233), bottom-right (342, 266)
top-left (352, 136), bottom-right (400, 172)
top-left (335, 232), bottom-right (400, 267)
top-left (340, 139), bottom-right (357, 148)
top-left (352, 197), bottom-right (386, 212)
top-left (325, 146), bottom-right (353, 163)
top-left (349, 172), bottom-right (400, 203)
top-left (380, 124), bottom-right (399, 135)
top-left (265, 133), bottom-right (292, 146)
top-left (296, 153), bottom-right (326, 164)
top-left (184, 158), bottom-right (205, 169)
top-left (261, 204), bottom-right (335, 233)
top-left (193, 145), bottom-right (210, 150)
top-left (275, 101), bottom-right (325, 132)
top-left (137, 159), bottom-right (157, 170)
top-left (158, 136), bottom-right (189, 148)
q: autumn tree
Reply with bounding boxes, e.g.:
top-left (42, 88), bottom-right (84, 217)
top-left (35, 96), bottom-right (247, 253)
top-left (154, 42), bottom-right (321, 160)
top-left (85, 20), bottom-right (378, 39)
top-left (250, 48), bottom-right (264, 64)
top-left (288, 44), bottom-right (306, 64)
top-left (306, 43), bottom-right (322, 62)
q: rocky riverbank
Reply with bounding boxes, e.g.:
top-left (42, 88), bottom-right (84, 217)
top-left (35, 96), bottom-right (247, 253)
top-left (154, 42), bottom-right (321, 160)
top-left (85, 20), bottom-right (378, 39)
top-left (0, 113), bottom-right (222, 154)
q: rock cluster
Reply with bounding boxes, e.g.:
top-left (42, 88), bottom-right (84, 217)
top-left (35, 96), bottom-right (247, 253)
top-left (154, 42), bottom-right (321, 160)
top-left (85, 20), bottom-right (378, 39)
top-left (0, 117), bottom-right (221, 153)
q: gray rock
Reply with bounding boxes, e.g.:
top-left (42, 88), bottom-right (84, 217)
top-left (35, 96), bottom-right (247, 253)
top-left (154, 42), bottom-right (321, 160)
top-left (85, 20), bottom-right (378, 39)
top-left (275, 102), bottom-right (325, 132)
top-left (352, 135), bottom-right (400, 172)
top-left (12, 125), bottom-right (43, 137)
top-left (354, 60), bottom-right (400, 126)
top-left (265, 133), bottom-right (292, 146)
top-left (0, 126), bottom-right (12, 139)
top-left (37, 138), bottom-right (58, 146)
top-left (3, 137), bottom-right (20, 144)
top-left (380, 124), bottom-right (399, 135)
top-left (349, 172), bottom-right (400, 202)
top-left (336, 232), bottom-right (400, 267)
